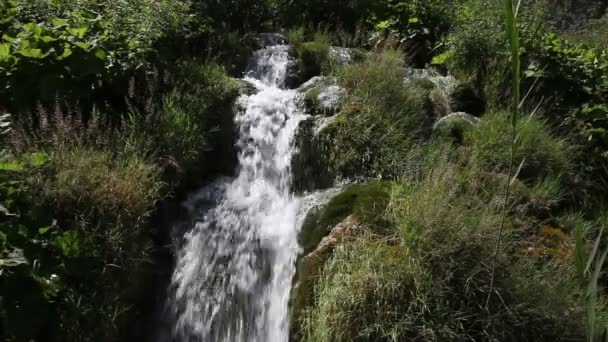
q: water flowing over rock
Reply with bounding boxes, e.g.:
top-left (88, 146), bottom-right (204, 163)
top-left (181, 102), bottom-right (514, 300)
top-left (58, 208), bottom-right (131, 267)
top-left (299, 76), bottom-right (344, 116)
top-left (164, 41), bottom-right (307, 342)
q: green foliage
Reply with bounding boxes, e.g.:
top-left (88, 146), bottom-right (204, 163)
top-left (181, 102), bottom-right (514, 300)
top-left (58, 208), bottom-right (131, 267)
top-left (302, 159), bottom-right (585, 341)
top-left (280, 0), bottom-right (375, 30)
top-left (0, 0), bottom-right (191, 111)
top-left (0, 152), bottom-right (62, 341)
top-left (295, 32), bottom-right (332, 80)
top-left (369, 0), bottom-right (458, 65)
top-left (526, 33), bottom-right (608, 111)
top-left (463, 111), bottom-right (571, 181)
top-left (564, 14), bottom-right (608, 49)
top-left (316, 50), bottom-right (433, 179)
top-left (574, 216), bottom-right (608, 341)
top-left (302, 238), bottom-right (419, 342)
top-left (0, 146), bottom-right (163, 341)
top-left (152, 62), bottom-right (239, 184)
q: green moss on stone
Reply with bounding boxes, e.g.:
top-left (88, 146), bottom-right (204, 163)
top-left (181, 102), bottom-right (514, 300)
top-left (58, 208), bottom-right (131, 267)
top-left (299, 181), bottom-right (393, 255)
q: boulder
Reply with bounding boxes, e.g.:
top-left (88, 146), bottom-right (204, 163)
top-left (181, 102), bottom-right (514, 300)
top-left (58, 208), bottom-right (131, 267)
top-left (433, 112), bottom-right (481, 142)
top-left (329, 47), bottom-right (355, 66)
top-left (291, 117), bottom-right (335, 193)
top-left (298, 76), bottom-right (344, 116)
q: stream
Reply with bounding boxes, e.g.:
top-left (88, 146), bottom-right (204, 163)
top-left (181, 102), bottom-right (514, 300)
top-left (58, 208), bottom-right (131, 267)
top-left (164, 40), bottom-right (311, 342)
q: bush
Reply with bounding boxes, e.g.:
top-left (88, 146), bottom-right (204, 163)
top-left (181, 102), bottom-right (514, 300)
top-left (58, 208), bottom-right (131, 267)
top-left (463, 111), bottom-right (571, 181)
top-left (316, 50), bottom-right (433, 179)
top-left (0, 0), bottom-right (191, 112)
top-left (0, 146), bottom-right (163, 341)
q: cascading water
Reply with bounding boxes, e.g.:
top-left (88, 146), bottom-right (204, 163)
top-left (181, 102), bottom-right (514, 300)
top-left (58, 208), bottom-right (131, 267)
top-left (165, 42), bottom-right (306, 341)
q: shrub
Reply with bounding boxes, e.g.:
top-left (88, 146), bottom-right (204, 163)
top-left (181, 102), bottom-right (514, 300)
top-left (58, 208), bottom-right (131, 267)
top-left (31, 146), bottom-right (162, 340)
top-left (316, 50), bottom-right (433, 179)
top-left (463, 111), bottom-right (571, 181)
top-left (40, 147), bottom-right (162, 258)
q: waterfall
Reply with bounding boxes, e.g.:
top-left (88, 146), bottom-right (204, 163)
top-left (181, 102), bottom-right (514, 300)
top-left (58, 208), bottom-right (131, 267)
top-left (165, 43), bottom-right (306, 341)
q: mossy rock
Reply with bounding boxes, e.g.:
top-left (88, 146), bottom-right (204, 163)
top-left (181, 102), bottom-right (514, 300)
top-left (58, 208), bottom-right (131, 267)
top-left (433, 112), bottom-right (481, 143)
top-left (291, 182), bottom-right (394, 339)
top-left (299, 181), bottom-right (393, 255)
top-left (298, 42), bottom-right (330, 80)
top-left (304, 87), bottom-right (321, 114)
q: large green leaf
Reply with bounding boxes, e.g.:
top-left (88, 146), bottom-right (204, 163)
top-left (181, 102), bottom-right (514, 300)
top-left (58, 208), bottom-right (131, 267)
top-left (16, 47), bottom-right (45, 59)
top-left (74, 41), bottom-right (92, 51)
top-left (0, 43), bottom-right (10, 63)
top-left (66, 23), bottom-right (91, 39)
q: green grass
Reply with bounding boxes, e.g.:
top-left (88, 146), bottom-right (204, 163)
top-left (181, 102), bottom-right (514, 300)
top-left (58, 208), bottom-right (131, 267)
top-left (300, 156), bottom-right (586, 341)
top-left (40, 146), bottom-right (162, 258)
top-left (463, 111), bottom-right (571, 181)
top-left (296, 31), bottom-right (332, 80)
top-left (316, 50), bottom-right (433, 179)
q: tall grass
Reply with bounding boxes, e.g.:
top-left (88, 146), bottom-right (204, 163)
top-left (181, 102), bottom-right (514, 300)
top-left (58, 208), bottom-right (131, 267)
top-left (575, 216), bottom-right (608, 341)
top-left (315, 50), bottom-right (433, 179)
top-left (486, 0), bottom-right (521, 310)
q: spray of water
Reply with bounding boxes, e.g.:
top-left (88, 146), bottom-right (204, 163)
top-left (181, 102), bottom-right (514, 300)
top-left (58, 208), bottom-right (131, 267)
top-left (165, 43), bottom-right (308, 341)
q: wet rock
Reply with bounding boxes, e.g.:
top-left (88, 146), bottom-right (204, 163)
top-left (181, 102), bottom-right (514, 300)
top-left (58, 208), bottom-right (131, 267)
top-left (291, 117), bottom-right (334, 193)
top-left (404, 68), bottom-right (459, 118)
top-left (433, 112), bottom-right (481, 142)
top-left (285, 56), bottom-right (303, 89)
top-left (299, 76), bottom-right (344, 116)
top-left (329, 47), bottom-right (355, 66)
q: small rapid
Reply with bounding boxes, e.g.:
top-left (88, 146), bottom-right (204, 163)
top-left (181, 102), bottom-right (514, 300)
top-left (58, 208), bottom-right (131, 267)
top-left (164, 43), bottom-right (308, 341)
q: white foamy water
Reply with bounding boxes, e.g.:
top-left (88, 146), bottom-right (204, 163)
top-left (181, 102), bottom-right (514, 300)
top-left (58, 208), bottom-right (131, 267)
top-left (165, 44), bottom-right (308, 342)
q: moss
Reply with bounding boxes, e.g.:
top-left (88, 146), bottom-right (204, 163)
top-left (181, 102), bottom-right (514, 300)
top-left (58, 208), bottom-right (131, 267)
top-left (296, 32), bottom-right (331, 80)
top-left (303, 87), bottom-right (321, 114)
top-left (299, 181), bottom-right (393, 256)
